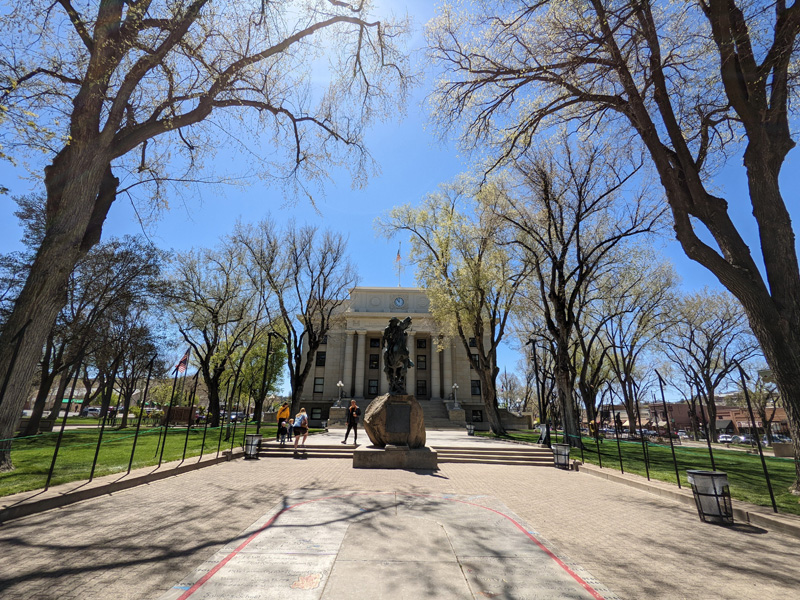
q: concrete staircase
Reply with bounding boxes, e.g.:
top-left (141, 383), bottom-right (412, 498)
top-left (420, 399), bottom-right (463, 429)
top-left (258, 439), bottom-right (554, 466)
top-left (258, 441), bottom-right (355, 459)
top-left (434, 445), bottom-right (553, 466)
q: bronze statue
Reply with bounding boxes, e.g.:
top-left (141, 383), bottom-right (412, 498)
top-left (382, 317), bottom-right (413, 395)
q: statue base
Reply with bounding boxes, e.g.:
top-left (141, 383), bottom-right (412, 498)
top-left (353, 445), bottom-right (438, 470)
top-left (362, 394), bottom-right (426, 448)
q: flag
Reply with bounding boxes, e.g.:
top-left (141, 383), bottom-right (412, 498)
top-left (396, 244), bottom-right (401, 263)
top-left (174, 348), bottom-right (191, 374)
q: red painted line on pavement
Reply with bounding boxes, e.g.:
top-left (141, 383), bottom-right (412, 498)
top-left (175, 491), bottom-right (605, 600)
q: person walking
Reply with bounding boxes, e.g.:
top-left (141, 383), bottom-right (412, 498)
top-left (276, 402), bottom-right (290, 442)
top-left (342, 399), bottom-right (361, 445)
top-left (293, 408), bottom-right (309, 450)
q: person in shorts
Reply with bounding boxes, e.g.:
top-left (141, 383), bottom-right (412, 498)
top-left (293, 408), bottom-right (309, 449)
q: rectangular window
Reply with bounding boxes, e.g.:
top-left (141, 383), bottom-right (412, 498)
top-left (470, 353), bottom-right (478, 369)
top-left (471, 380), bottom-right (481, 396)
top-left (315, 351), bottom-right (326, 367)
top-left (368, 379), bottom-right (379, 395)
top-left (314, 377), bottom-right (324, 394)
top-left (416, 380), bottom-right (427, 397)
top-left (417, 355), bottom-right (427, 370)
top-left (469, 337), bottom-right (477, 347)
top-left (320, 335), bottom-right (328, 345)
top-left (417, 339), bottom-right (427, 349)
top-left (369, 354), bottom-right (379, 369)
top-left (370, 338), bottom-right (380, 348)
top-left (311, 408), bottom-right (322, 420)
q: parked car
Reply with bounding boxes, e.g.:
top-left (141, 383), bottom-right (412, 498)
top-left (81, 407), bottom-right (101, 418)
top-left (731, 434), bottom-right (752, 444)
top-left (718, 433), bottom-right (734, 443)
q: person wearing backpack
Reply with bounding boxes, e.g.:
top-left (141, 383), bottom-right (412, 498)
top-left (293, 408), bottom-right (309, 449)
top-left (341, 399), bottom-right (361, 445)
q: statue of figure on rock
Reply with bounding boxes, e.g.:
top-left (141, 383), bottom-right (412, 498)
top-left (382, 316), bottom-right (413, 395)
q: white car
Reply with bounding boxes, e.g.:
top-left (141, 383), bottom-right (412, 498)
top-left (718, 433), bottom-right (733, 443)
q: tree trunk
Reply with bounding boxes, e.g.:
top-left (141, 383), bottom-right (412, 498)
top-left (554, 344), bottom-right (581, 446)
top-left (0, 147), bottom-right (115, 471)
top-left (24, 370), bottom-right (59, 437)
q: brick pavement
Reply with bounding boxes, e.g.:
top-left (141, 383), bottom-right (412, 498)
top-left (0, 437), bottom-right (798, 599)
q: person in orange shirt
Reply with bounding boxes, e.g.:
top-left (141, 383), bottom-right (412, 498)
top-left (276, 402), bottom-right (291, 442)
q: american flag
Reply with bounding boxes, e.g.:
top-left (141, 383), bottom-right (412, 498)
top-left (174, 348), bottom-right (191, 374)
top-left (396, 242), bottom-right (401, 263)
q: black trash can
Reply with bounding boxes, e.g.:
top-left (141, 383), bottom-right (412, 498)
top-left (244, 434), bottom-right (262, 460)
top-left (686, 470), bottom-right (733, 524)
top-left (552, 443), bottom-right (571, 470)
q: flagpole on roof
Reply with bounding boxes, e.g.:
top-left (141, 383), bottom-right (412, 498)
top-left (395, 241), bottom-right (402, 287)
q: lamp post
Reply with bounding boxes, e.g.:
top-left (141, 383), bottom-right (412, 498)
top-left (336, 380), bottom-right (344, 407)
top-left (452, 382), bottom-right (460, 409)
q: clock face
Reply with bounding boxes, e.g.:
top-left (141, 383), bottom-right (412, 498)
top-left (394, 297), bottom-right (405, 308)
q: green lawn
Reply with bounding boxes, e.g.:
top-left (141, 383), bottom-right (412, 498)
top-left (1, 423), bottom-right (278, 497)
top-left (479, 430), bottom-right (800, 516)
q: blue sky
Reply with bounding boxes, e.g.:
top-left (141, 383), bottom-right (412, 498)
top-left (1, 1), bottom-right (797, 397)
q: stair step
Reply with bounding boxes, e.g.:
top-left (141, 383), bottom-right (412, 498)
top-left (438, 457), bottom-right (552, 466)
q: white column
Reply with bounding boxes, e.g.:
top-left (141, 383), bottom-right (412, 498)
top-left (342, 330), bottom-right (354, 397)
top-left (442, 343), bottom-right (453, 399)
top-left (406, 332), bottom-right (416, 396)
top-left (431, 345), bottom-right (441, 400)
top-left (354, 331), bottom-right (366, 398)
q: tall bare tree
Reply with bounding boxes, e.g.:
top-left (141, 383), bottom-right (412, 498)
top-left (0, 0), bottom-right (409, 470)
top-left (662, 289), bottom-right (760, 442)
top-left (164, 241), bottom-right (264, 427)
top-left (492, 141), bottom-right (662, 445)
top-left (236, 220), bottom-right (358, 414)
top-left (603, 251), bottom-right (677, 434)
top-left (378, 179), bottom-right (530, 435)
top-left (426, 0), bottom-right (800, 489)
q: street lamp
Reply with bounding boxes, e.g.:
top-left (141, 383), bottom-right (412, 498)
top-left (336, 380), bottom-right (344, 407)
top-left (452, 382), bottom-right (460, 409)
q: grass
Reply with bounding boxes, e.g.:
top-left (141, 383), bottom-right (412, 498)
top-left (479, 430), bottom-right (800, 516)
top-left (1, 423), bottom-right (278, 498)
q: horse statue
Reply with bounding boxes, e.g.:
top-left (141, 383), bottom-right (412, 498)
top-left (382, 316), bottom-right (414, 395)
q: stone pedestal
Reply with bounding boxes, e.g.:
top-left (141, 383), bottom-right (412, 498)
top-left (327, 406), bottom-right (348, 428)
top-left (363, 394), bottom-right (426, 448)
top-left (446, 406), bottom-right (466, 424)
top-left (353, 446), bottom-right (438, 469)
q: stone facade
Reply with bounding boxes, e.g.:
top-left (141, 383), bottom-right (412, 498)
top-left (298, 287), bottom-right (488, 425)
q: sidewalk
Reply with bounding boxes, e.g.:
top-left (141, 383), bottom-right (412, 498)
top-left (0, 430), bottom-right (798, 599)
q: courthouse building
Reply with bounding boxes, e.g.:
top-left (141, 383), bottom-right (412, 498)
top-left (298, 287), bottom-right (488, 424)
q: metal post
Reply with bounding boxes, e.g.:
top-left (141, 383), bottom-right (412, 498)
top-left (128, 356), bottom-right (155, 474)
top-left (0, 318), bottom-right (32, 410)
top-left (89, 363), bottom-right (119, 481)
top-left (217, 376), bottom-right (234, 458)
top-left (241, 394), bottom-right (252, 447)
top-left (609, 384), bottom-right (624, 474)
top-left (595, 395), bottom-right (604, 469)
top-left (230, 380), bottom-right (243, 453)
top-left (694, 382), bottom-right (717, 471)
top-left (634, 392), bottom-right (650, 481)
top-left (158, 357), bottom-right (187, 468)
top-left (45, 353), bottom-right (83, 490)
top-left (256, 332), bottom-right (273, 434)
top-left (181, 372), bottom-right (199, 464)
top-left (737, 364), bottom-right (778, 513)
top-left (656, 370), bottom-right (681, 489)
top-left (198, 402), bottom-right (210, 463)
